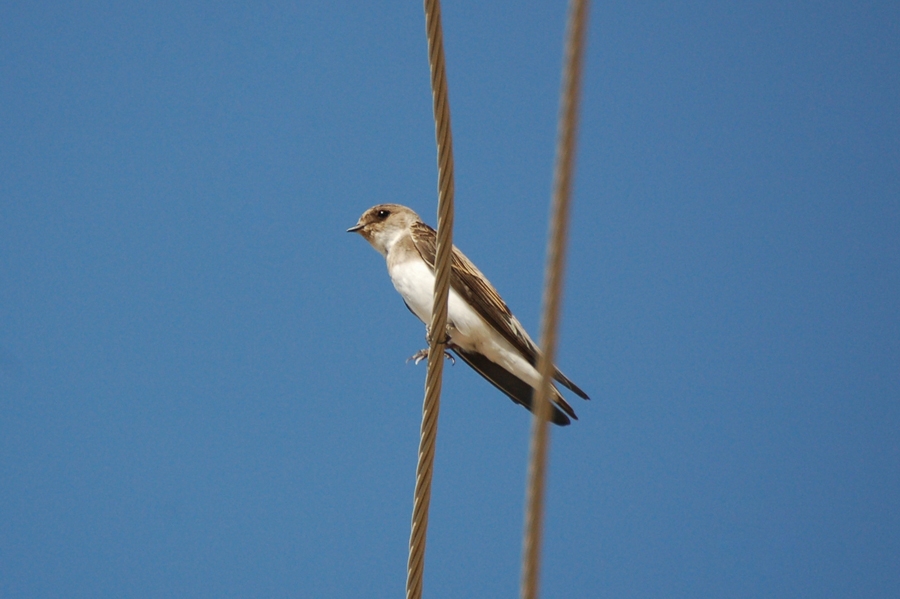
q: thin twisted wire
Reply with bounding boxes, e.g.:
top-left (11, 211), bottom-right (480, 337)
top-left (406, 0), bottom-right (455, 598)
top-left (521, 1), bottom-right (589, 598)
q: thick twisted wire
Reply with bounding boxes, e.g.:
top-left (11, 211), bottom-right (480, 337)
top-left (521, 1), bottom-right (590, 598)
top-left (406, 0), bottom-right (455, 598)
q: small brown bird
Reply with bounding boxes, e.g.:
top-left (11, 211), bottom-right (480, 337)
top-left (348, 204), bottom-right (589, 425)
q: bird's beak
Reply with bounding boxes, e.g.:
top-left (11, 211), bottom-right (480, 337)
top-left (347, 223), bottom-right (364, 233)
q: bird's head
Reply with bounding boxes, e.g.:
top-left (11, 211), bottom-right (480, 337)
top-left (347, 204), bottom-right (421, 256)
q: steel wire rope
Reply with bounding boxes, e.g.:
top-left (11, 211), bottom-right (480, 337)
top-left (406, 0), bottom-right (455, 598)
top-left (520, 1), bottom-right (590, 598)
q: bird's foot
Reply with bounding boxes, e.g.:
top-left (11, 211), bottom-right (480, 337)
top-left (406, 348), bottom-right (455, 365)
top-left (424, 327), bottom-right (453, 347)
top-left (407, 349), bottom-right (429, 365)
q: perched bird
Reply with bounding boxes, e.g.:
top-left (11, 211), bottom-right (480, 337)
top-left (348, 204), bottom-right (589, 425)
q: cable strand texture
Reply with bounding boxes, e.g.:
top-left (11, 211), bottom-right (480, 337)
top-left (406, 0), bottom-right (455, 598)
top-left (521, 1), bottom-right (590, 598)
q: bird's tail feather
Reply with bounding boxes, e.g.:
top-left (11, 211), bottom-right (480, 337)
top-left (553, 369), bottom-right (590, 400)
top-left (451, 348), bottom-right (576, 426)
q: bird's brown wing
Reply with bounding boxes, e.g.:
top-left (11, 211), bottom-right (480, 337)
top-left (410, 220), bottom-right (589, 400)
top-left (410, 221), bottom-right (536, 358)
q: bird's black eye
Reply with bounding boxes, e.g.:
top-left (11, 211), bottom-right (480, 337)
top-left (376, 209), bottom-right (390, 219)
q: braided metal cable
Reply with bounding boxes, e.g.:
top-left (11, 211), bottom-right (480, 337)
top-left (521, 1), bottom-right (590, 598)
top-left (406, 0), bottom-right (455, 598)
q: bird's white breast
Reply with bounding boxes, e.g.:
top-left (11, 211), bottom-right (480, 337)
top-left (388, 257), bottom-right (436, 325)
top-left (387, 257), bottom-right (504, 347)
top-left (387, 254), bottom-right (542, 387)
top-left (388, 257), bottom-right (485, 338)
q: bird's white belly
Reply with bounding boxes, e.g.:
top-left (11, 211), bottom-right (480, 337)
top-left (388, 258), bottom-right (540, 387)
top-left (388, 258), bottom-right (493, 344)
top-left (389, 258), bottom-right (437, 325)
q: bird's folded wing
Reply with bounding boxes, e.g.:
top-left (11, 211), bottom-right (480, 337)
top-left (411, 220), bottom-right (589, 400)
top-left (411, 221), bottom-right (537, 356)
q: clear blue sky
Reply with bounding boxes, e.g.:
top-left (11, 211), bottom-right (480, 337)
top-left (2, 2), bottom-right (898, 597)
